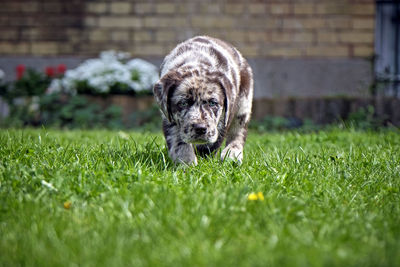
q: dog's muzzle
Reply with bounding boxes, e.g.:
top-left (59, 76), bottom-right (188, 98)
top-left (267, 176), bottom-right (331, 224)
top-left (181, 123), bottom-right (215, 144)
top-left (192, 123), bottom-right (207, 136)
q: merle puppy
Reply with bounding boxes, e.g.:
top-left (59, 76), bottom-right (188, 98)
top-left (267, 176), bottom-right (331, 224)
top-left (153, 36), bottom-right (253, 165)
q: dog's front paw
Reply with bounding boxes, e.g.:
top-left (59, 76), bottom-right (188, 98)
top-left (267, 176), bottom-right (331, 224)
top-left (175, 155), bottom-right (198, 166)
top-left (170, 144), bottom-right (198, 166)
top-left (221, 146), bottom-right (243, 164)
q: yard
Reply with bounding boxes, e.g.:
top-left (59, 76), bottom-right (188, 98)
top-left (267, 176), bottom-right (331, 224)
top-left (0, 128), bottom-right (399, 266)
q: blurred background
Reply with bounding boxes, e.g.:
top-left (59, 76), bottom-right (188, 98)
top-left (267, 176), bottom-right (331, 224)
top-left (0, 0), bottom-right (399, 130)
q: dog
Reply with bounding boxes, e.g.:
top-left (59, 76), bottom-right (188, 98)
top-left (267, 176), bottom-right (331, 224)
top-left (153, 36), bottom-right (253, 165)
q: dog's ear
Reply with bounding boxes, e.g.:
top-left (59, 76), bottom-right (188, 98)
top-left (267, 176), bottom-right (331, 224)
top-left (218, 77), bottom-right (233, 128)
top-left (153, 71), bottom-right (182, 122)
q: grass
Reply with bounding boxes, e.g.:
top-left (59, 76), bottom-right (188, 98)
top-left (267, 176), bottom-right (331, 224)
top-left (0, 128), bottom-right (399, 267)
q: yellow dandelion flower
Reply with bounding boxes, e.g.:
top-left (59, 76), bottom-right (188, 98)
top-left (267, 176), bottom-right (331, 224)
top-left (63, 201), bottom-right (72, 209)
top-left (247, 193), bottom-right (258, 201)
top-left (247, 192), bottom-right (265, 201)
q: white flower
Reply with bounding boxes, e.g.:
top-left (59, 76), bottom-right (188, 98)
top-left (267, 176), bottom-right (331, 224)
top-left (126, 59), bottom-right (159, 92)
top-left (0, 69), bottom-right (5, 81)
top-left (47, 79), bottom-right (62, 94)
top-left (47, 50), bottom-right (159, 94)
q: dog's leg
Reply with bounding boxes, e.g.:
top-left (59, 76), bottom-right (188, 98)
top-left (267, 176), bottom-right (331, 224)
top-left (221, 113), bottom-right (250, 163)
top-left (163, 119), bottom-right (198, 165)
top-left (221, 64), bottom-right (253, 163)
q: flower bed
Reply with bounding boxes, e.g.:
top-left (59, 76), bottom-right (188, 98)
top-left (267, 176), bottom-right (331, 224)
top-left (0, 51), bottom-right (159, 128)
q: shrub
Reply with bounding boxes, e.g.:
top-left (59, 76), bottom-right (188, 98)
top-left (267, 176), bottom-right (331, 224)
top-left (12, 69), bottom-right (51, 97)
top-left (128, 104), bottom-right (162, 131)
top-left (39, 93), bottom-right (123, 129)
top-left (345, 105), bottom-right (383, 130)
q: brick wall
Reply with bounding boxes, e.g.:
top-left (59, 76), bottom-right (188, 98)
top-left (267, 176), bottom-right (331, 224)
top-left (0, 0), bottom-right (375, 59)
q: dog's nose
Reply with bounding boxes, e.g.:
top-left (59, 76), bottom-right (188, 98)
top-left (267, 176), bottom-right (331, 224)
top-left (193, 124), bottom-right (207, 135)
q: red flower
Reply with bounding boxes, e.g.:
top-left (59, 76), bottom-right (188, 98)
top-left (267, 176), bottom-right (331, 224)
top-left (57, 64), bottom-right (67, 75)
top-left (16, 64), bottom-right (26, 80)
top-left (45, 66), bottom-right (55, 77)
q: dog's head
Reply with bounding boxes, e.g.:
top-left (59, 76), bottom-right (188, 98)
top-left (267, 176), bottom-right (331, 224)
top-left (154, 69), bottom-right (231, 144)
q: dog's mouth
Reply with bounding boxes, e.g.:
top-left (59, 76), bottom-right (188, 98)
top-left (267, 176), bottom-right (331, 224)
top-left (182, 130), bottom-right (218, 144)
top-left (183, 134), bottom-right (209, 144)
top-left (190, 139), bottom-right (209, 144)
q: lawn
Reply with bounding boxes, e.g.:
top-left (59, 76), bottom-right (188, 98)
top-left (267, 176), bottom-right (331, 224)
top-left (0, 128), bottom-right (399, 266)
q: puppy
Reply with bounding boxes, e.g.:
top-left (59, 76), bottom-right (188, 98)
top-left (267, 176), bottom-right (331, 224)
top-left (153, 36), bottom-right (253, 165)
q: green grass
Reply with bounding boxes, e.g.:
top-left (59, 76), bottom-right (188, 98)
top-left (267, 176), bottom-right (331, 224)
top-left (1, 128), bottom-right (399, 267)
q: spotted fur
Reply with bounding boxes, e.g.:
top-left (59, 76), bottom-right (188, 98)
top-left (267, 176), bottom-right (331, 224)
top-left (153, 36), bottom-right (253, 165)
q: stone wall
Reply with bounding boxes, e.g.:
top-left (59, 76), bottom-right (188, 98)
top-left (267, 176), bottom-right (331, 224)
top-left (0, 0), bottom-right (375, 58)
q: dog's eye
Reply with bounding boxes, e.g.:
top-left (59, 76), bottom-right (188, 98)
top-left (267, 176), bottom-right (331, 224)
top-left (178, 100), bottom-right (188, 109)
top-left (208, 99), bottom-right (219, 107)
